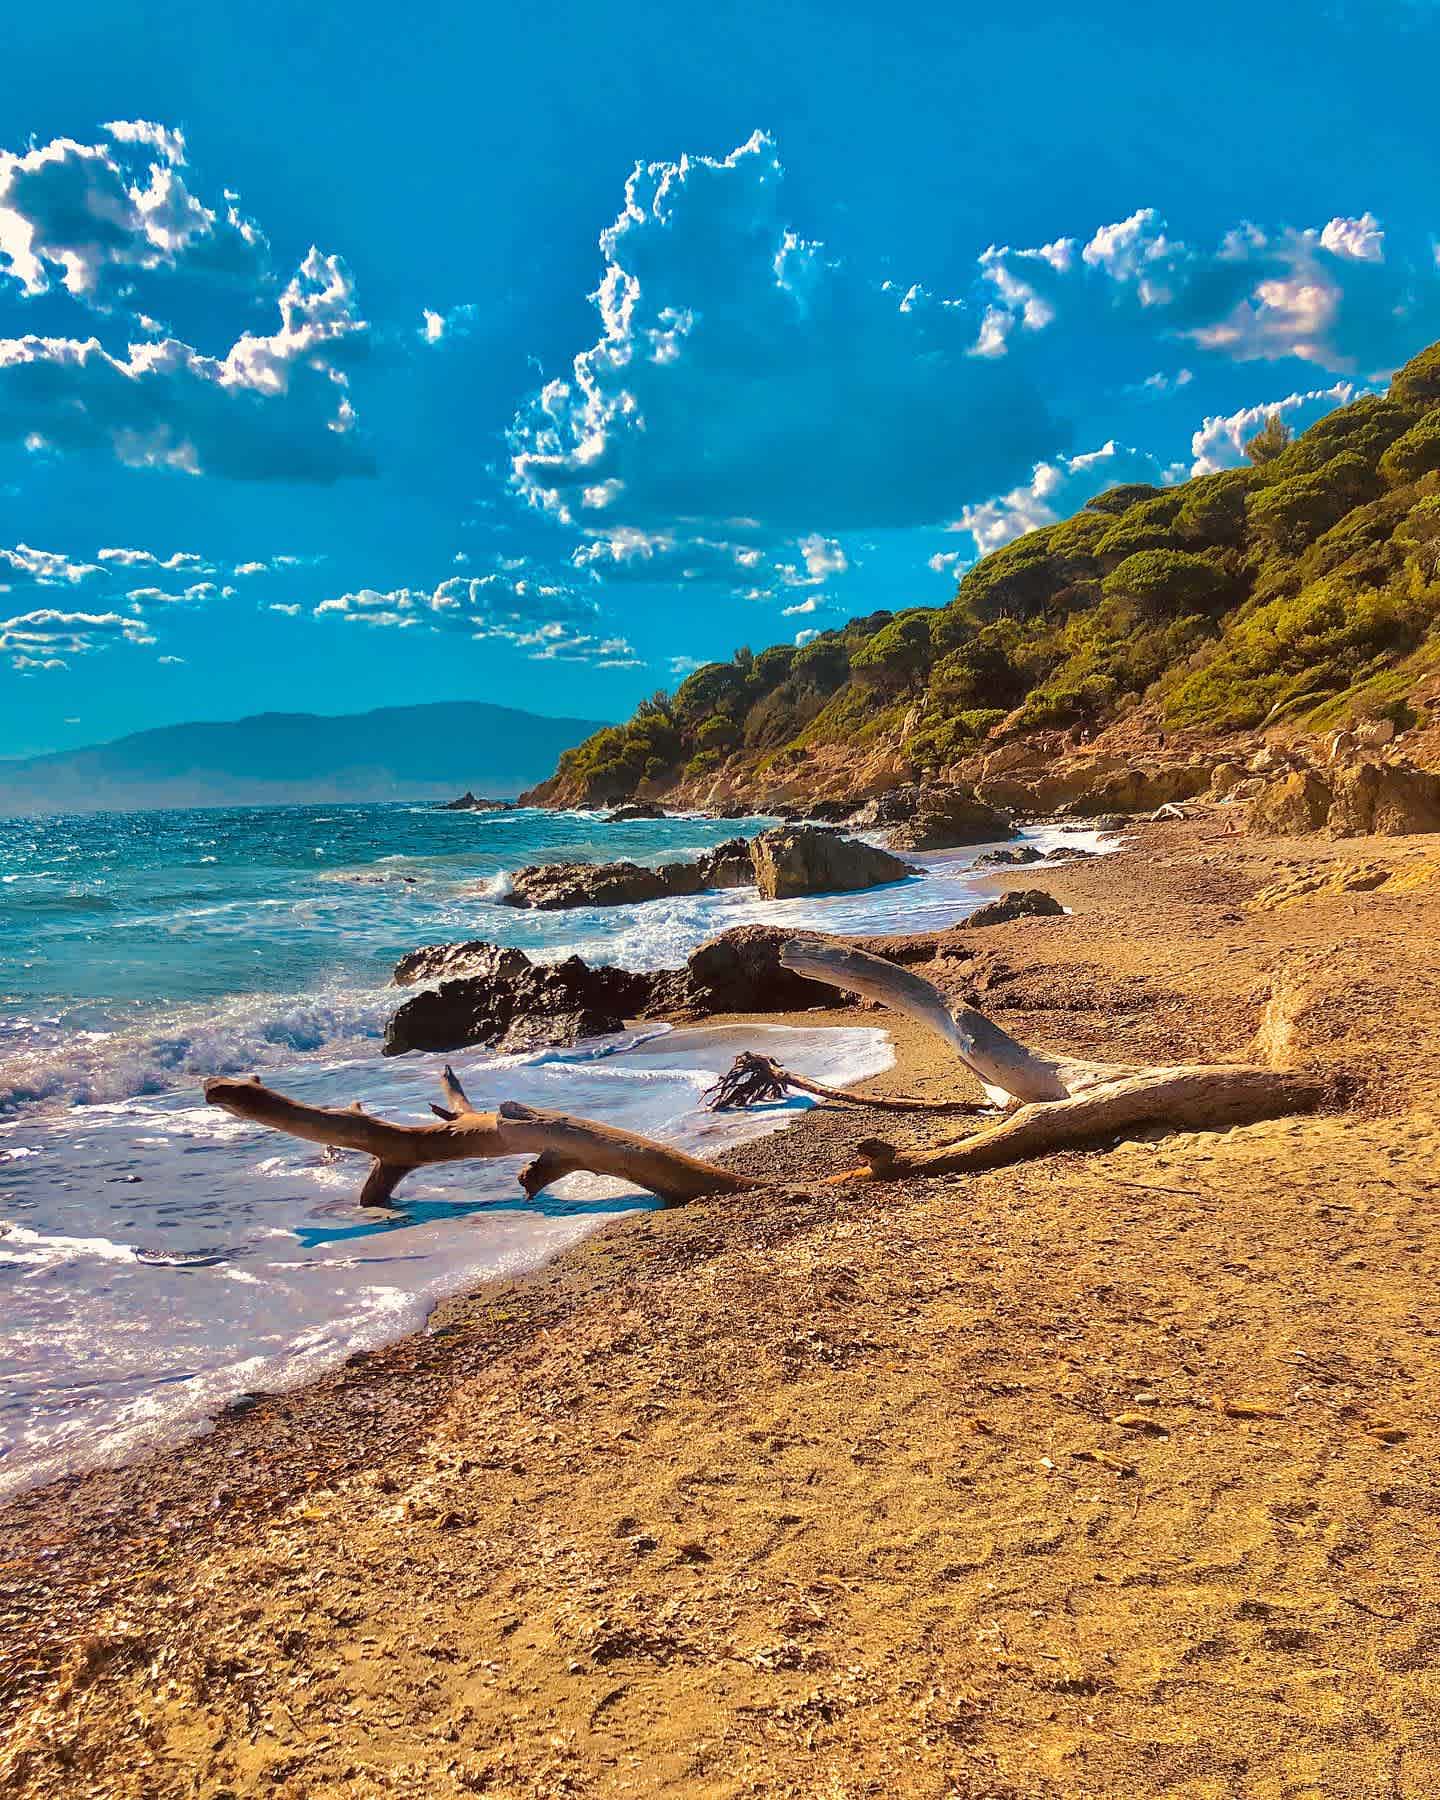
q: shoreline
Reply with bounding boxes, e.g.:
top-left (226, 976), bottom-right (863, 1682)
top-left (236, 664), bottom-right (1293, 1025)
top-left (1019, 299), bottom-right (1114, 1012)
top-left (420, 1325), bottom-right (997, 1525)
top-left (7, 816), bottom-right (1440, 1795)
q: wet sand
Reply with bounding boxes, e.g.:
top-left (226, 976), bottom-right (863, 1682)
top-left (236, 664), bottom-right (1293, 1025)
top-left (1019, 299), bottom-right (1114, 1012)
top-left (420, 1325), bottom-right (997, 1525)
top-left (5, 814), bottom-right (1440, 1797)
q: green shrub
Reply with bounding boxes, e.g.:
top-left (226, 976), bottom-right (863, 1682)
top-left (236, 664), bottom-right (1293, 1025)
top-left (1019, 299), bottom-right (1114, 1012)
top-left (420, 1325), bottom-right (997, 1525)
top-left (1101, 549), bottom-right (1229, 616)
top-left (1379, 413), bottom-right (1440, 486)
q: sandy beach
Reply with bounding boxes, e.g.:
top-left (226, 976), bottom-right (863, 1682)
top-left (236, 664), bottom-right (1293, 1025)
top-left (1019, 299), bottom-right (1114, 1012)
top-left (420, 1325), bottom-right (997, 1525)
top-left (5, 813), bottom-right (1440, 1798)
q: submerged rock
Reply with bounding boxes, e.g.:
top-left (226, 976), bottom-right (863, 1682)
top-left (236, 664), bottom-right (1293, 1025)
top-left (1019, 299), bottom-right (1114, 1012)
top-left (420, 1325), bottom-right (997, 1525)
top-left (964, 889), bottom-right (1065, 929)
top-left (501, 859), bottom-right (705, 911)
top-left (438, 791), bottom-right (511, 812)
top-left (606, 801), bottom-right (667, 822)
top-left (972, 845), bottom-right (1043, 868)
top-left (749, 825), bottom-right (912, 900)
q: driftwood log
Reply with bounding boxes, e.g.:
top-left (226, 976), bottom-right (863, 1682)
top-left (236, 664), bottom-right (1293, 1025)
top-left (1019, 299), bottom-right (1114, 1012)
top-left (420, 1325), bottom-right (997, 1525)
top-left (776, 938), bottom-right (1325, 1178)
top-left (203, 935), bottom-right (1325, 1208)
top-left (203, 1068), bottom-right (765, 1208)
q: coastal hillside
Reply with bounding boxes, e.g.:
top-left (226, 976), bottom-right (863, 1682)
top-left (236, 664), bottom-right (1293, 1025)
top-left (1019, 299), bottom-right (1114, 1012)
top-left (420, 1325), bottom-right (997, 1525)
top-left (530, 341), bottom-right (1440, 808)
top-left (0, 701), bottom-right (610, 814)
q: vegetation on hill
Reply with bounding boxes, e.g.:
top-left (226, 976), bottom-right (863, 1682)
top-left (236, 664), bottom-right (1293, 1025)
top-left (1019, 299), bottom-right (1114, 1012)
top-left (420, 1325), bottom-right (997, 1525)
top-left (541, 343), bottom-right (1440, 804)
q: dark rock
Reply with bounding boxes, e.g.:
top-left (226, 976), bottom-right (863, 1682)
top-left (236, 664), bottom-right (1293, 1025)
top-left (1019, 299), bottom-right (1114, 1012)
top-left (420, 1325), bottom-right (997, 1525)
top-left (849, 783), bottom-right (1012, 852)
top-left (501, 859), bottom-right (705, 911)
top-left (438, 791), bottom-right (511, 812)
top-left (710, 802), bottom-right (749, 820)
top-left (668, 926), bottom-right (848, 1015)
top-left (964, 889), bottom-right (1066, 929)
top-left (605, 801), bottom-right (667, 822)
top-left (383, 944), bottom-right (654, 1056)
top-left (695, 838), bottom-right (757, 889)
top-left (394, 939), bottom-right (514, 986)
top-left (804, 799), bottom-right (859, 822)
top-left (1043, 845), bottom-right (1095, 862)
top-left (749, 825), bottom-right (912, 900)
top-left (972, 845), bottom-right (1043, 868)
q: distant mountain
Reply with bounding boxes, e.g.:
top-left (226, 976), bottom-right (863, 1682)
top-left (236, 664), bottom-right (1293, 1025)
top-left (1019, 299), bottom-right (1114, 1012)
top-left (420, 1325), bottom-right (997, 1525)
top-left (0, 702), bottom-right (612, 814)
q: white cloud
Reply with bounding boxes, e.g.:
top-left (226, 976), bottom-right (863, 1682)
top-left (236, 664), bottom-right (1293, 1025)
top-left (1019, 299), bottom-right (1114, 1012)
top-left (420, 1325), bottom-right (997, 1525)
top-left (0, 607), bottom-right (154, 669)
top-left (794, 627), bottom-right (821, 646)
top-left (950, 441), bottom-right (1173, 556)
top-left (781, 594), bottom-right (825, 615)
top-left (0, 543), bottom-right (105, 589)
top-left (234, 561), bottom-right (268, 576)
top-left (0, 122), bottom-right (265, 298)
top-left (313, 568), bottom-right (628, 662)
top-left (509, 131), bottom-right (1061, 548)
top-left (99, 546), bottom-right (210, 572)
top-left (1189, 383), bottom-right (1357, 474)
top-left (1320, 213), bottom-right (1384, 263)
top-left (269, 602), bottom-right (302, 616)
top-left (798, 533), bottom-right (848, 580)
top-left (0, 247), bottom-right (371, 482)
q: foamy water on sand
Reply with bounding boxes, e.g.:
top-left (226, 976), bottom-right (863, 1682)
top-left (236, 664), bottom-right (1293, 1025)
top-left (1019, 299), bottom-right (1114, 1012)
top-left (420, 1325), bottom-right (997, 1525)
top-left (0, 800), bottom-right (1111, 1495)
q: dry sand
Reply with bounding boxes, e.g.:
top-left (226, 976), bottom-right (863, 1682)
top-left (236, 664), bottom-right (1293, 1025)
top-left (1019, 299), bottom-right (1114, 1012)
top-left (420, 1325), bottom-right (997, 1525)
top-left (5, 814), bottom-right (1440, 1798)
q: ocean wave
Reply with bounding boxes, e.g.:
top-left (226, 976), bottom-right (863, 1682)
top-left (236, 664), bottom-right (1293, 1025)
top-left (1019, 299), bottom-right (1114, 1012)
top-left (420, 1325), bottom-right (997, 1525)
top-left (0, 986), bottom-right (392, 1115)
top-left (0, 1223), bottom-right (138, 1268)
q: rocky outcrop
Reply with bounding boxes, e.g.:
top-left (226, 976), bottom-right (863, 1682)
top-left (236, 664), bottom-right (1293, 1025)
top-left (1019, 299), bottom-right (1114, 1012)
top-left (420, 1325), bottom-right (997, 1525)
top-left (501, 837), bottom-right (769, 910)
top-left (383, 946), bottom-right (653, 1056)
top-left (666, 925), bottom-right (850, 1016)
top-left (393, 939), bottom-right (512, 985)
top-left (749, 826), bottom-right (912, 900)
top-left (1247, 760), bottom-right (1440, 839)
top-left (1246, 770), bottom-right (1334, 837)
top-left (972, 845), bottom-right (1043, 868)
top-left (964, 890), bottom-right (1065, 929)
top-left (849, 783), bottom-right (1013, 851)
top-left (606, 801), bottom-right (667, 822)
top-left (501, 859), bottom-right (705, 911)
top-left (697, 838), bottom-right (757, 889)
top-left (976, 759), bottom-right (1213, 819)
top-left (384, 924), bottom-right (850, 1055)
top-left (1327, 761), bottom-right (1440, 836)
top-left (1209, 762), bottom-right (1247, 798)
top-left (438, 791), bottom-right (512, 812)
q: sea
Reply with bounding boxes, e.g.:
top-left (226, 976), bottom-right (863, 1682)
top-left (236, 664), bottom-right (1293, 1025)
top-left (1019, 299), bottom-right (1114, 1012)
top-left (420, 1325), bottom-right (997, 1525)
top-left (0, 800), bottom-right (1103, 1498)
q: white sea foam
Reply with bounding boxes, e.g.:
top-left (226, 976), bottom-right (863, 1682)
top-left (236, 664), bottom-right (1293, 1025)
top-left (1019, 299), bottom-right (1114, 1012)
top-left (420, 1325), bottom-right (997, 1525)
top-left (0, 1021), bottom-right (893, 1500)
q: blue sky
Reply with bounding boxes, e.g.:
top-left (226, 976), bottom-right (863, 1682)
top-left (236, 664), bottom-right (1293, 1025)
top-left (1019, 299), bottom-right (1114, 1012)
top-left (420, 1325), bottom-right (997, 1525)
top-left (3, 0), bottom-right (1440, 757)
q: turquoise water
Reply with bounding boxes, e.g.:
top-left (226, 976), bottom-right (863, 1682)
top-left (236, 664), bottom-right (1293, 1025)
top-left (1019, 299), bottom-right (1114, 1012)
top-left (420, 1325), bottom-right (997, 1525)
top-left (0, 799), bottom-right (1095, 1496)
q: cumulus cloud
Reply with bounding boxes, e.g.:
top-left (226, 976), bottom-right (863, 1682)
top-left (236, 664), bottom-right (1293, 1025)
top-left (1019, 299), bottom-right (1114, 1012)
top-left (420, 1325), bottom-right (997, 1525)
top-left (0, 542), bottom-right (105, 589)
top-left (797, 533), bottom-right (847, 580)
top-left (949, 441), bottom-right (1174, 556)
top-left (982, 207), bottom-right (1439, 376)
top-left (0, 121), bottom-right (266, 298)
top-left (1189, 382), bottom-right (1358, 473)
top-left (99, 546), bottom-right (210, 571)
top-left (313, 568), bottom-right (633, 662)
top-left (0, 247), bottom-right (372, 481)
top-left (510, 131), bottom-right (1059, 548)
top-left (0, 606), bottom-right (154, 670)
top-left (781, 594), bottom-right (826, 615)
top-left (509, 133), bottom-right (1440, 629)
